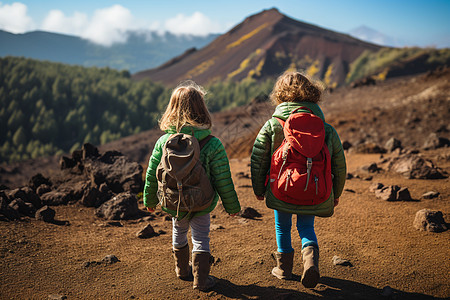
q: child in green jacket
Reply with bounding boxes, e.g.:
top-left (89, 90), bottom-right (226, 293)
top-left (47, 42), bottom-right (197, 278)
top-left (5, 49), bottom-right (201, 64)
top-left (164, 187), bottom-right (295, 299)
top-left (143, 80), bottom-right (240, 291)
top-left (251, 71), bottom-right (346, 288)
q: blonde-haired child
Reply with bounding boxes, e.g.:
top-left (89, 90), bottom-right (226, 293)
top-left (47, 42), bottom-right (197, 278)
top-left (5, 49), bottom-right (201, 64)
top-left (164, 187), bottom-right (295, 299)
top-left (251, 71), bottom-right (346, 288)
top-left (144, 80), bottom-right (241, 291)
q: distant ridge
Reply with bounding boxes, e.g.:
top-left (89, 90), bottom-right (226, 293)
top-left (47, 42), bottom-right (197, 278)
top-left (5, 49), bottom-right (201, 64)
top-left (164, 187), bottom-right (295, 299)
top-left (0, 29), bottom-right (217, 73)
top-left (133, 8), bottom-right (381, 87)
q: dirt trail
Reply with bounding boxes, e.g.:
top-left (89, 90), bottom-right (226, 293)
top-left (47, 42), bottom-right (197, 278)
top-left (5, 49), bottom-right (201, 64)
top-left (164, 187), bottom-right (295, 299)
top-left (1, 150), bottom-right (449, 299)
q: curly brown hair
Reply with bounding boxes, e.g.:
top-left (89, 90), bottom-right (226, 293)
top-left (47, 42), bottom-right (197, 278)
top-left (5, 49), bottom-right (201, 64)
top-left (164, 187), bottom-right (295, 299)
top-left (159, 80), bottom-right (212, 132)
top-left (270, 71), bottom-right (323, 105)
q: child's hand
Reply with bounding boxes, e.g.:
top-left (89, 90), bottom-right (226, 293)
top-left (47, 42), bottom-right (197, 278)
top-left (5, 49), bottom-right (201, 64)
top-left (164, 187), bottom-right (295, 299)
top-left (255, 195), bottom-right (264, 200)
top-left (334, 198), bottom-right (340, 207)
top-left (146, 207), bottom-right (155, 213)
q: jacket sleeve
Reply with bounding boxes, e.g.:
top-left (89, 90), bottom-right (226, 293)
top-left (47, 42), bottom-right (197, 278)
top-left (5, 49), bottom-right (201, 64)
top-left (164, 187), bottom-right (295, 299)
top-left (143, 135), bottom-right (166, 208)
top-left (251, 120), bottom-right (273, 197)
top-left (209, 139), bottom-right (241, 214)
top-left (329, 127), bottom-right (346, 199)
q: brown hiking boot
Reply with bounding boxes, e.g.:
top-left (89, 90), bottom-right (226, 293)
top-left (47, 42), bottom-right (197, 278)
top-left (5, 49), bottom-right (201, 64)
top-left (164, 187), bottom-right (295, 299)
top-left (173, 244), bottom-right (192, 280)
top-left (301, 245), bottom-right (320, 288)
top-left (271, 251), bottom-right (294, 279)
top-left (192, 251), bottom-right (216, 291)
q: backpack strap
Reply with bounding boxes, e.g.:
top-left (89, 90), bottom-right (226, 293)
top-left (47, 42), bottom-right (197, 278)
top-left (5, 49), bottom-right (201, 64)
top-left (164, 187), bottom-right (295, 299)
top-left (198, 135), bottom-right (214, 149)
top-left (274, 117), bottom-right (285, 128)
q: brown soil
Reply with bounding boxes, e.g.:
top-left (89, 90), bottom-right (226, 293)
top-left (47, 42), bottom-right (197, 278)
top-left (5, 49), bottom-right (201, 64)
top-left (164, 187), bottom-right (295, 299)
top-left (1, 70), bottom-right (449, 299)
top-left (1, 150), bottom-right (449, 299)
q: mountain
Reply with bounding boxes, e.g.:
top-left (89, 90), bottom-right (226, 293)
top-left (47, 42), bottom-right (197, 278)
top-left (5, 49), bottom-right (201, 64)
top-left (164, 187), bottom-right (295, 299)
top-left (0, 30), bottom-right (218, 73)
top-left (349, 25), bottom-right (402, 47)
top-left (133, 8), bottom-right (381, 87)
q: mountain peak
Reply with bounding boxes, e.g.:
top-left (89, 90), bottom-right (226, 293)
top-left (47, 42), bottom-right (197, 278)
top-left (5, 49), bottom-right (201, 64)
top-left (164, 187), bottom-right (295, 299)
top-left (133, 9), bottom-right (381, 86)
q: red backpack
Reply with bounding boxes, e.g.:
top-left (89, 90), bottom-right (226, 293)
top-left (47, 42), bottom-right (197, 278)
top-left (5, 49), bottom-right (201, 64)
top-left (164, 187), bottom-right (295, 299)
top-left (269, 107), bottom-right (332, 205)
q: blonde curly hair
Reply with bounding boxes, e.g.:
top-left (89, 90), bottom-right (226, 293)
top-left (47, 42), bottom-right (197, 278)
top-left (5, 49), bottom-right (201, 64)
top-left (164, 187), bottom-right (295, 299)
top-left (159, 80), bottom-right (212, 132)
top-left (270, 71), bottom-right (323, 105)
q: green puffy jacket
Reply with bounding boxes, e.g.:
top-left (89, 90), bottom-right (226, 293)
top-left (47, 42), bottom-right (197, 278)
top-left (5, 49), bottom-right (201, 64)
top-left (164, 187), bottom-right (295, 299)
top-left (143, 126), bottom-right (241, 219)
top-left (251, 101), bottom-right (346, 217)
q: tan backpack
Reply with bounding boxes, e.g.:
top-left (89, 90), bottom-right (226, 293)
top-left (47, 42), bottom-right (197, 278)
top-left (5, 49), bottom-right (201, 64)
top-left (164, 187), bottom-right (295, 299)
top-left (156, 133), bottom-right (215, 218)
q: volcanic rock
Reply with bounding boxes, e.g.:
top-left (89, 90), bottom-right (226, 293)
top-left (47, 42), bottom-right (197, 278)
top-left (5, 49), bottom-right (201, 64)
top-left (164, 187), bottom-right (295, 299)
top-left (380, 153), bottom-right (447, 179)
top-left (332, 255), bottom-right (353, 266)
top-left (384, 138), bottom-right (402, 152)
top-left (95, 192), bottom-right (140, 220)
top-left (29, 173), bottom-right (51, 191)
top-left (136, 224), bottom-right (158, 238)
top-left (413, 209), bottom-right (447, 232)
top-left (422, 191), bottom-right (440, 199)
top-left (422, 133), bottom-right (450, 150)
top-left (239, 207), bottom-right (262, 219)
top-left (35, 206), bottom-right (56, 223)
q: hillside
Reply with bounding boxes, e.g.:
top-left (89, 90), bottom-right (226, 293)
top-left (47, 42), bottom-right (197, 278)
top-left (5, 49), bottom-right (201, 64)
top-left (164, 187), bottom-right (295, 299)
top-left (133, 8), bottom-right (381, 87)
top-left (0, 30), bottom-right (217, 73)
top-left (0, 69), bottom-right (449, 299)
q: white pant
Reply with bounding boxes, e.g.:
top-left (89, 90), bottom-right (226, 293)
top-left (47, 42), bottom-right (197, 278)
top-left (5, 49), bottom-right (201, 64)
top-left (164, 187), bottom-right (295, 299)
top-left (172, 213), bottom-right (210, 252)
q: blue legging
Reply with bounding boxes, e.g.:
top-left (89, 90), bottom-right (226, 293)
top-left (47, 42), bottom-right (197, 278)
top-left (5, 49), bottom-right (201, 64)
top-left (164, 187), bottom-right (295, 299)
top-left (274, 210), bottom-right (318, 253)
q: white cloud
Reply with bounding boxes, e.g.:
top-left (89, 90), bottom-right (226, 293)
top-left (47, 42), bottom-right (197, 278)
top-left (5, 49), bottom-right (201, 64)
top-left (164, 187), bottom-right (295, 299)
top-left (0, 3), bottom-right (225, 45)
top-left (41, 4), bottom-right (138, 46)
top-left (41, 10), bottom-right (88, 36)
top-left (0, 2), bottom-right (35, 33)
top-left (165, 12), bottom-right (223, 36)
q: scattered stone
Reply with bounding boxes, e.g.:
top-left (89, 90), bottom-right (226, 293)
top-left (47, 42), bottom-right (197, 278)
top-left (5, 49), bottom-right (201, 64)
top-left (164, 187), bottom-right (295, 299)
top-left (346, 173), bottom-right (354, 180)
top-left (136, 224), bottom-right (159, 238)
top-left (379, 153), bottom-right (447, 179)
top-left (239, 207), bottom-right (262, 219)
top-left (344, 189), bottom-right (355, 193)
top-left (422, 133), bottom-right (450, 150)
top-left (422, 191), bottom-right (440, 199)
top-left (375, 186), bottom-right (400, 201)
top-left (40, 191), bottom-right (73, 206)
top-left (59, 156), bottom-right (77, 170)
top-left (236, 172), bottom-right (250, 179)
top-left (332, 255), bottom-right (353, 267)
top-left (36, 184), bottom-right (51, 196)
top-left (8, 199), bottom-right (35, 217)
top-left (102, 254), bottom-right (120, 264)
top-left (384, 138), bottom-right (402, 152)
top-left (106, 221), bottom-right (123, 227)
top-left (95, 192), bottom-right (140, 220)
top-left (369, 182), bottom-right (384, 193)
top-left (397, 187), bottom-right (412, 201)
top-left (413, 209), bottom-right (447, 232)
top-left (29, 173), bottom-right (51, 191)
top-left (360, 163), bottom-right (380, 173)
top-left (48, 295), bottom-right (67, 300)
top-left (355, 142), bottom-right (386, 154)
top-left (381, 286), bottom-right (394, 297)
top-left (342, 141), bottom-right (352, 150)
top-left (211, 224), bottom-right (225, 230)
top-left (35, 206), bottom-right (56, 223)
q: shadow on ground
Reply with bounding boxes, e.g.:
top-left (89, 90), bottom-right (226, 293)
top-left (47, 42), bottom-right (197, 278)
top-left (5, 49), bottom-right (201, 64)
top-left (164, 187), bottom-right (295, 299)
top-left (210, 276), bottom-right (445, 300)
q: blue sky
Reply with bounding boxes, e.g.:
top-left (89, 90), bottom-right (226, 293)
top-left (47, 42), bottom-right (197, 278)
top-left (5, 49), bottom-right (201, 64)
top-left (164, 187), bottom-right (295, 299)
top-left (0, 0), bottom-right (449, 47)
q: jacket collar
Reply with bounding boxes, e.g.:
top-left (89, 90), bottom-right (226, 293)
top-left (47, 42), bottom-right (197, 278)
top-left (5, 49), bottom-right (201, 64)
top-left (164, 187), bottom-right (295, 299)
top-left (272, 102), bottom-right (325, 122)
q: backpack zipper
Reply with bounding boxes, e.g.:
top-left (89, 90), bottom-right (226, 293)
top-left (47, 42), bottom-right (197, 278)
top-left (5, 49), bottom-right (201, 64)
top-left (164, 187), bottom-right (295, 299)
top-left (277, 144), bottom-right (290, 179)
top-left (315, 176), bottom-right (318, 195)
top-left (304, 158), bottom-right (313, 191)
top-left (284, 169), bottom-right (292, 191)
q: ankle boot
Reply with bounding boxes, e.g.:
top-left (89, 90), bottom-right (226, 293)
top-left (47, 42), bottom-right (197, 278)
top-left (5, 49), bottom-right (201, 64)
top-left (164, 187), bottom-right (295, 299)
top-left (192, 251), bottom-right (216, 291)
top-left (301, 245), bottom-right (320, 288)
top-left (271, 251), bottom-right (294, 279)
top-left (173, 244), bottom-right (192, 280)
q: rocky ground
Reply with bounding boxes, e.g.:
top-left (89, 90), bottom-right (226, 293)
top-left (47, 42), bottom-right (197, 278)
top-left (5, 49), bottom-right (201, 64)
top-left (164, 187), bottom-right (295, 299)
top-left (0, 68), bottom-right (449, 299)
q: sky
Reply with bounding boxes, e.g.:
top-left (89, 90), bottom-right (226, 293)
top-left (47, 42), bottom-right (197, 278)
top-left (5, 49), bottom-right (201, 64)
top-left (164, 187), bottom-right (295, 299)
top-left (0, 0), bottom-right (449, 47)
